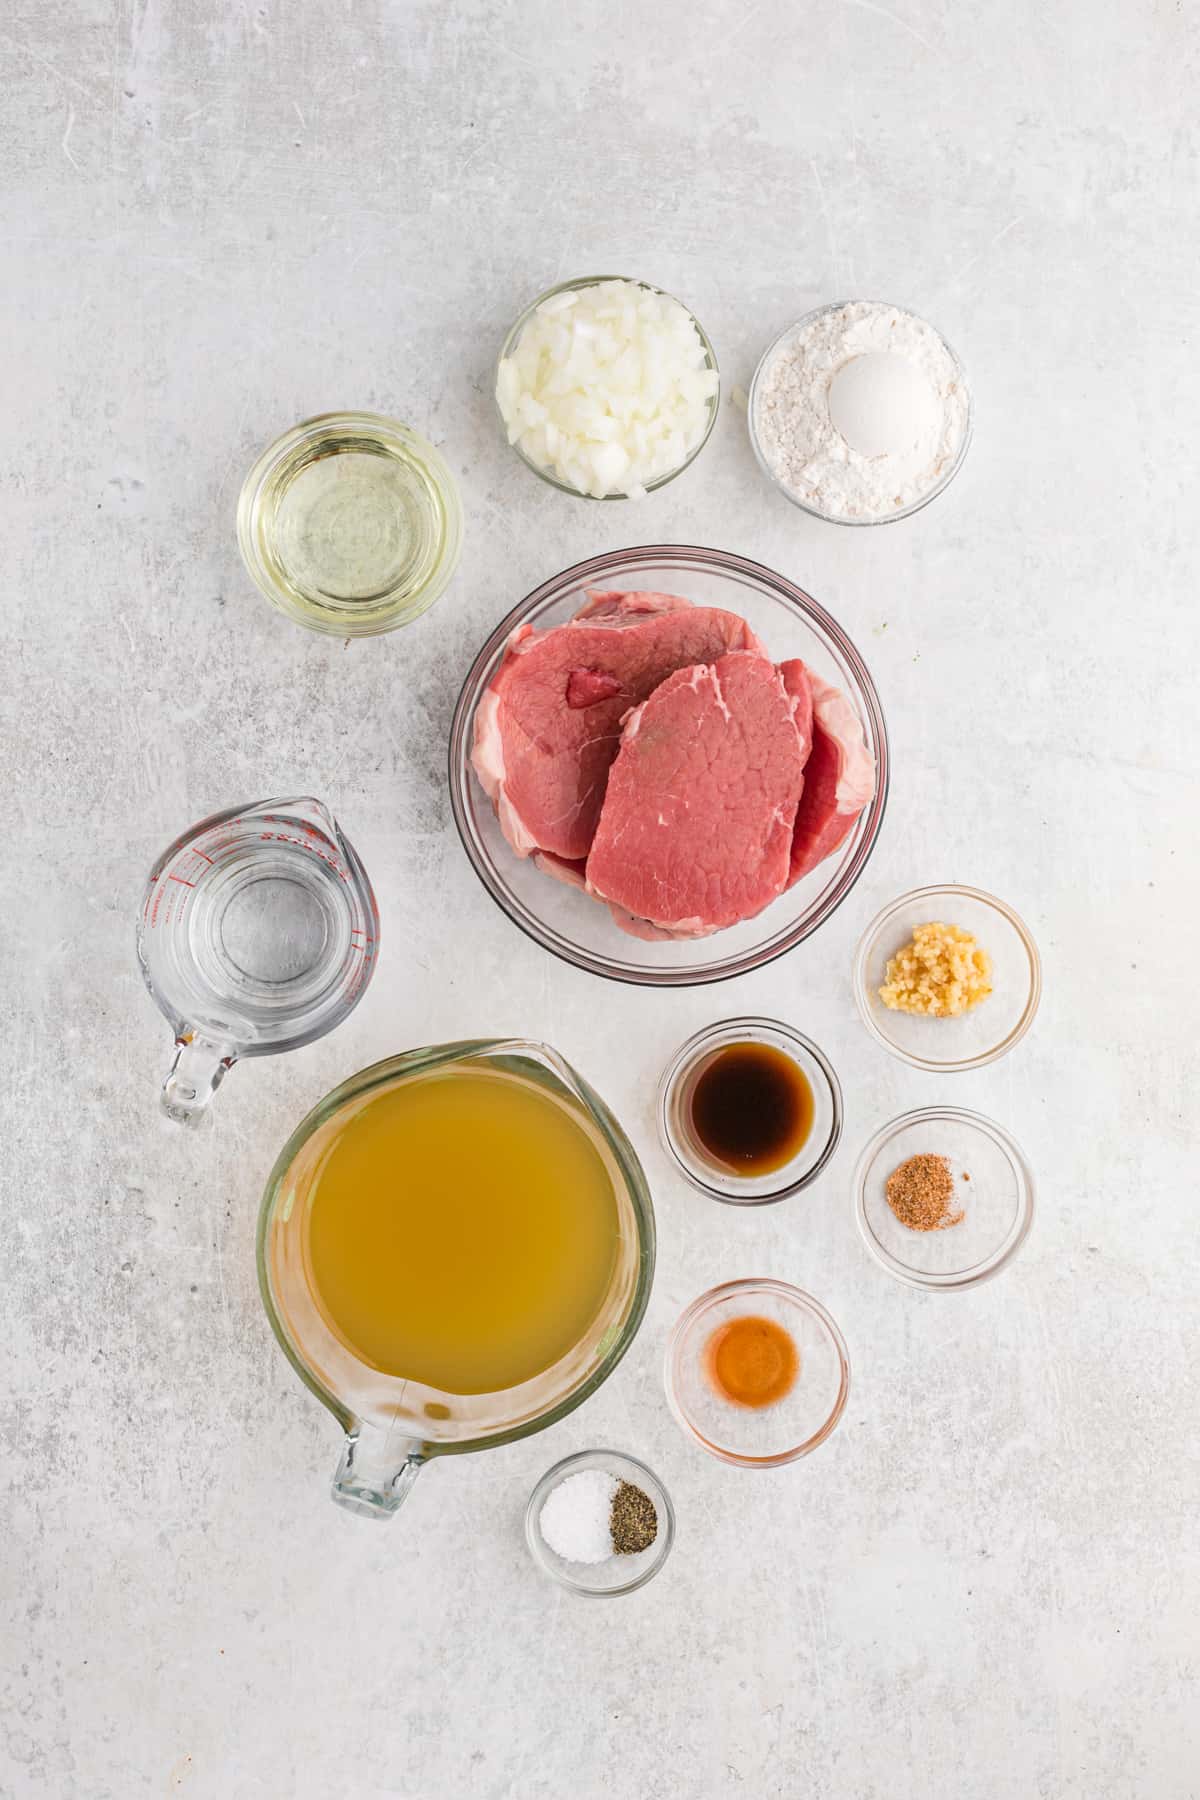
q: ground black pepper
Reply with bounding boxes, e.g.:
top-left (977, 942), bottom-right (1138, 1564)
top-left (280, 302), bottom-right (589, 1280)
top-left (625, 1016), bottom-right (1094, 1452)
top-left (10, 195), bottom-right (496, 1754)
top-left (610, 1481), bottom-right (657, 1555)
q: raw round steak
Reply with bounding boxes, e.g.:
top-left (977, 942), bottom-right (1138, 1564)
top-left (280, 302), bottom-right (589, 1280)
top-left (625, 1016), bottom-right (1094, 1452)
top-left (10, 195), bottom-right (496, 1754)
top-left (585, 652), bottom-right (808, 935)
top-left (783, 664), bottom-right (876, 884)
top-left (779, 657), bottom-right (814, 766)
top-left (472, 590), bottom-right (764, 860)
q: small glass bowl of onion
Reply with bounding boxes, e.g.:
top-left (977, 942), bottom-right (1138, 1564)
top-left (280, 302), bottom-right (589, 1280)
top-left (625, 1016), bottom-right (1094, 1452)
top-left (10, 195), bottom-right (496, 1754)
top-left (495, 275), bottom-right (720, 501)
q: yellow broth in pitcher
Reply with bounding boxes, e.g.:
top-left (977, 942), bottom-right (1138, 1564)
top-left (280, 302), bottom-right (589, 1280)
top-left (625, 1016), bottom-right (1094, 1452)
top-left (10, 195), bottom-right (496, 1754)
top-left (300, 1067), bottom-right (621, 1395)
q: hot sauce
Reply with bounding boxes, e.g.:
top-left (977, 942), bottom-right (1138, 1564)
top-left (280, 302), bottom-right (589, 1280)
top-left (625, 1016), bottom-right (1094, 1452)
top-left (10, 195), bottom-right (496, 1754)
top-left (704, 1314), bottom-right (799, 1409)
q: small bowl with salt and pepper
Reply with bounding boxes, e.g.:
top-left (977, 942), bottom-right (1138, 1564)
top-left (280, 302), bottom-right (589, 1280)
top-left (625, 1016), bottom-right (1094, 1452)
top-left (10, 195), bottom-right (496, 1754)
top-left (525, 1449), bottom-right (675, 1596)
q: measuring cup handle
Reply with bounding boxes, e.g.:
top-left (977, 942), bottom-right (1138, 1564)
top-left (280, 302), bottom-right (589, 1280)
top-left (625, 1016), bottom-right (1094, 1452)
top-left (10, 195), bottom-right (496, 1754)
top-left (332, 1429), bottom-right (424, 1520)
top-left (161, 1035), bottom-right (236, 1125)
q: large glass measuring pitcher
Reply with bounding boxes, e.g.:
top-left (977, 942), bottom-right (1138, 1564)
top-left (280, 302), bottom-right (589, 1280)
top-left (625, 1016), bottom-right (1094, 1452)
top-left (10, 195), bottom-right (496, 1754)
top-left (258, 1041), bottom-right (655, 1519)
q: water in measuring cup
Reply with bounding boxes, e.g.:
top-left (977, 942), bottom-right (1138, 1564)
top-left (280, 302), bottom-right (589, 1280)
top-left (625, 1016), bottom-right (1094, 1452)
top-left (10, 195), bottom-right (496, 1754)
top-left (178, 836), bottom-right (365, 1040)
top-left (138, 798), bottom-right (378, 1121)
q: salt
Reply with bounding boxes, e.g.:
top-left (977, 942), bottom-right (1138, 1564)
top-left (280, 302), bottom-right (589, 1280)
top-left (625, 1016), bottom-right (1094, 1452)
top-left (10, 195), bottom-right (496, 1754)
top-left (538, 1469), bottom-right (618, 1564)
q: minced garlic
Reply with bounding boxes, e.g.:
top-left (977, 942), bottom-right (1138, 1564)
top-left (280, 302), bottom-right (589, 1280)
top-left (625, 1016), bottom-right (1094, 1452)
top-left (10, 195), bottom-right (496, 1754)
top-left (878, 921), bottom-right (992, 1017)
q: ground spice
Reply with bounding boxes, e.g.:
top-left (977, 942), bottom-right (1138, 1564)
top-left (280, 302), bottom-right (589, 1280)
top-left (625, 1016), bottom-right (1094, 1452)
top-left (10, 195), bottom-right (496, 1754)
top-left (609, 1481), bottom-right (657, 1555)
top-left (885, 1152), bottom-right (965, 1231)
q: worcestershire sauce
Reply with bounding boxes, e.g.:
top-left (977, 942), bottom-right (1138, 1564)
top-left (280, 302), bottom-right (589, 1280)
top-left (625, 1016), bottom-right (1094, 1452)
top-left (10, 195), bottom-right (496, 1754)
top-left (689, 1041), bottom-right (813, 1175)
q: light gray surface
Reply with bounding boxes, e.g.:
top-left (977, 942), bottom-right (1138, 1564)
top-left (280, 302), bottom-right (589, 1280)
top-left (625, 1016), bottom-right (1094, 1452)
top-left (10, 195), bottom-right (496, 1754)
top-left (2, 3), bottom-right (1196, 1796)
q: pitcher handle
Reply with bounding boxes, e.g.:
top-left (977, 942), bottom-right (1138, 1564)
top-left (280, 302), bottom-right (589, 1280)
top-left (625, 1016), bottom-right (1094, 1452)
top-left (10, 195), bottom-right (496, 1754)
top-left (332, 1429), bottom-right (424, 1520)
top-left (161, 1035), bottom-right (236, 1125)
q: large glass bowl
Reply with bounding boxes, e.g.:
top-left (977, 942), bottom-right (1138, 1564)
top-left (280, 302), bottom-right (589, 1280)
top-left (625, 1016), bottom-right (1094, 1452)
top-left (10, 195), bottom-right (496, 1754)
top-left (448, 545), bottom-right (889, 986)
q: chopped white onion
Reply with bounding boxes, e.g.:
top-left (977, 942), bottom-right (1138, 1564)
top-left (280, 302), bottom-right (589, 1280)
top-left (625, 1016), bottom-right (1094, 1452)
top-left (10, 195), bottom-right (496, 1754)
top-left (496, 278), bottom-right (718, 499)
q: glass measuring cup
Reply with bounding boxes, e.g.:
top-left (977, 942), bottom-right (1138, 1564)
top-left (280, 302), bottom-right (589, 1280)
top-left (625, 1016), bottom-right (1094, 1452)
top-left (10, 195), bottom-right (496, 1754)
top-left (257, 1041), bottom-right (655, 1520)
top-left (137, 797), bottom-right (379, 1123)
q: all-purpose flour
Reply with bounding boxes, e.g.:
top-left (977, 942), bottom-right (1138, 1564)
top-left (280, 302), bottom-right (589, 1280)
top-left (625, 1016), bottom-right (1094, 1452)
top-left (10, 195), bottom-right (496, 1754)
top-left (751, 301), bottom-right (970, 522)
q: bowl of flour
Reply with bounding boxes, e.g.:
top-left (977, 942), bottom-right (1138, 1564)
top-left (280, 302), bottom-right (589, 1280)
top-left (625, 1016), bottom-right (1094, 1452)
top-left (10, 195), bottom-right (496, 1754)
top-left (748, 300), bottom-right (972, 525)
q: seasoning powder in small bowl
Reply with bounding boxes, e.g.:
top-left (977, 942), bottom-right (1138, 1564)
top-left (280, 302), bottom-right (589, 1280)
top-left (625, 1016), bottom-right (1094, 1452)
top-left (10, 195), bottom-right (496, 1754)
top-left (854, 1106), bottom-right (1035, 1290)
top-left (885, 1152), bottom-right (965, 1232)
top-left (525, 1450), bottom-right (675, 1596)
top-left (749, 301), bottom-right (971, 524)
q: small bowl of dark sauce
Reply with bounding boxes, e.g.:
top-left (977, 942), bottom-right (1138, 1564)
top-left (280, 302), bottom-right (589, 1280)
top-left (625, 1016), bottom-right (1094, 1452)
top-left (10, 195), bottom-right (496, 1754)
top-left (657, 1018), bottom-right (843, 1204)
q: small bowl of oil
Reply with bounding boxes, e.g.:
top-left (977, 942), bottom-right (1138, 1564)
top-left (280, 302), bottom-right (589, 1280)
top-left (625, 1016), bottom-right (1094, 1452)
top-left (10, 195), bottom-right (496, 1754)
top-left (657, 1017), bottom-right (842, 1205)
top-left (237, 411), bottom-right (463, 637)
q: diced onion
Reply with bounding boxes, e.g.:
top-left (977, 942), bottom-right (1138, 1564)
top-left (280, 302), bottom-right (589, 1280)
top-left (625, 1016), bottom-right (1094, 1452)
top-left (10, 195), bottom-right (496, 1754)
top-left (496, 278), bottom-right (718, 499)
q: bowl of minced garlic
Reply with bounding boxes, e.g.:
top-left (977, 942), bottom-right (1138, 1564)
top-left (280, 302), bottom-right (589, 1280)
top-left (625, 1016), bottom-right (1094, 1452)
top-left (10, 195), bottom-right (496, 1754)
top-left (853, 884), bottom-right (1041, 1072)
top-left (878, 920), bottom-right (992, 1017)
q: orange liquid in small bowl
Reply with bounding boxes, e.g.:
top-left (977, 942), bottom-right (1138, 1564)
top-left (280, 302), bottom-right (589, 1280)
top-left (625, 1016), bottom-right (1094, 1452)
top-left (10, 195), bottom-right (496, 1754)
top-left (704, 1314), bottom-right (799, 1409)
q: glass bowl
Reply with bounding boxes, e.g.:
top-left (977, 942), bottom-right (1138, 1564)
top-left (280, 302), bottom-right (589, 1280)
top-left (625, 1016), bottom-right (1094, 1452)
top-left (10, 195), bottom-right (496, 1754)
top-left (237, 412), bottom-right (463, 636)
top-left (524, 1449), bottom-right (675, 1596)
top-left (747, 301), bottom-right (973, 526)
top-left (496, 276), bottom-right (720, 499)
top-left (448, 544), bottom-right (889, 986)
top-left (658, 1018), bottom-right (842, 1205)
top-left (664, 1280), bottom-right (850, 1468)
top-left (853, 1106), bottom-right (1035, 1291)
top-left (853, 884), bottom-right (1041, 1071)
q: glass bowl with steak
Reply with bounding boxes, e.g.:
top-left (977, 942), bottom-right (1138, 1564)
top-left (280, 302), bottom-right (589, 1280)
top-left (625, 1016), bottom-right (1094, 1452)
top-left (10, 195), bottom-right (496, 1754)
top-left (449, 546), bottom-right (889, 985)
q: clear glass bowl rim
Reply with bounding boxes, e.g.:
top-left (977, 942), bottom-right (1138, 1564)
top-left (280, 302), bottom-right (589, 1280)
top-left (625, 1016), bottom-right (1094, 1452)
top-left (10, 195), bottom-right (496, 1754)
top-left (663, 1278), bottom-right (851, 1467)
top-left (852, 882), bottom-right (1042, 1071)
top-left (496, 275), bottom-right (721, 500)
top-left (746, 299), bottom-right (974, 526)
top-left (657, 1016), bottom-right (844, 1204)
top-left (852, 1103), bottom-right (1036, 1291)
top-left (447, 542), bottom-right (890, 987)
top-left (524, 1447), bottom-right (676, 1596)
top-left (235, 409), bottom-right (464, 636)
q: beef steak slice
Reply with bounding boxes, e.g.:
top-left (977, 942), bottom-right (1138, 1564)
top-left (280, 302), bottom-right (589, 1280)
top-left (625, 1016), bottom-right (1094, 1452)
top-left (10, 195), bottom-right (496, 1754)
top-left (471, 590), bottom-right (764, 860)
top-left (586, 651), bottom-right (807, 935)
top-left (781, 662), bottom-right (875, 884)
top-left (779, 657), bottom-right (814, 765)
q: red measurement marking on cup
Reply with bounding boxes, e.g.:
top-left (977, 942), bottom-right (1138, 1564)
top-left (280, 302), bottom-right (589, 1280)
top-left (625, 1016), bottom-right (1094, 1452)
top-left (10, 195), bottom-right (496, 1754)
top-left (167, 874), bottom-right (195, 887)
top-left (257, 828), bottom-right (348, 880)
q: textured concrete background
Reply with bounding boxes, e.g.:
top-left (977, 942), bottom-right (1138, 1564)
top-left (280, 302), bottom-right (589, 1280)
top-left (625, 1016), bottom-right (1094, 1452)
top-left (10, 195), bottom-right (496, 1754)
top-left (2, 2), bottom-right (1197, 1796)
